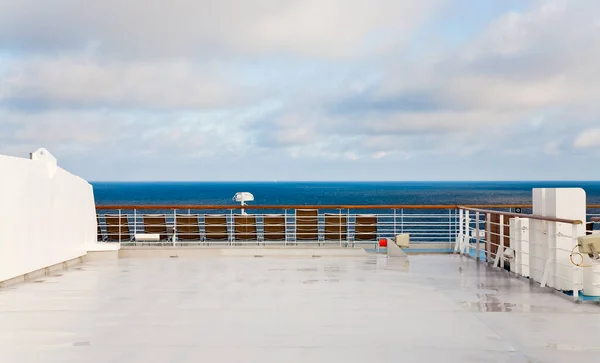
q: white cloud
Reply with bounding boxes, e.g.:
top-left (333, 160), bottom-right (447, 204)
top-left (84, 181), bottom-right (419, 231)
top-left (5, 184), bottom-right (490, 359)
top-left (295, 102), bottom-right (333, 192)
top-left (0, 56), bottom-right (249, 110)
top-left (574, 129), bottom-right (600, 149)
top-left (371, 151), bottom-right (388, 159)
top-left (0, 0), bottom-right (438, 59)
top-left (0, 109), bottom-right (255, 162)
top-left (344, 152), bottom-right (358, 161)
top-left (1, 0), bottom-right (600, 180)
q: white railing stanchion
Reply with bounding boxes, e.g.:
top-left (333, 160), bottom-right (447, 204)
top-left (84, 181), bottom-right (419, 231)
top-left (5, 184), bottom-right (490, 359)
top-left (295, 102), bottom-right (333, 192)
top-left (338, 209), bottom-right (342, 248)
top-left (346, 208), bottom-right (349, 247)
top-left (571, 224), bottom-right (581, 300)
top-left (229, 209), bottom-right (233, 246)
top-left (475, 211), bottom-right (480, 261)
top-left (284, 209), bottom-right (288, 246)
top-left (463, 210), bottom-right (470, 255)
top-left (118, 209), bottom-right (122, 244)
top-left (486, 213), bottom-right (492, 263)
top-left (173, 209), bottom-right (177, 247)
top-left (499, 215), bottom-right (505, 269)
top-left (455, 209), bottom-right (464, 253)
top-left (448, 209), bottom-right (453, 244)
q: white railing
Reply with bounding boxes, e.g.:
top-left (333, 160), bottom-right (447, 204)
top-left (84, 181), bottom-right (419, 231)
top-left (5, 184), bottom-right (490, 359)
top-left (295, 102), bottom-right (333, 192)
top-left (95, 207), bottom-right (460, 247)
top-left (455, 206), bottom-right (589, 300)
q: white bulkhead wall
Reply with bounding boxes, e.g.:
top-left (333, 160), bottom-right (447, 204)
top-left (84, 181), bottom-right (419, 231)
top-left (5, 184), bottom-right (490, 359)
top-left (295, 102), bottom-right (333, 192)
top-left (0, 149), bottom-right (97, 282)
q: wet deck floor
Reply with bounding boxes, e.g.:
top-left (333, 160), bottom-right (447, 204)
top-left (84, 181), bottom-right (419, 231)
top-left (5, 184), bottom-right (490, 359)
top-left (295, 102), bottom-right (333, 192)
top-left (1, 254), bottom-right (599, 363)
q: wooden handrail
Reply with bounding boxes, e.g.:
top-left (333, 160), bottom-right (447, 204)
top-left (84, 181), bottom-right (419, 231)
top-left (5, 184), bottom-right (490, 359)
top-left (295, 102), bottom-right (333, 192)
top-left (95, 204), bottom-right (535, 210)
top-left (94, 204), bottom-right (600, 211)
top-left (459, 206), bottom-right (583, 225)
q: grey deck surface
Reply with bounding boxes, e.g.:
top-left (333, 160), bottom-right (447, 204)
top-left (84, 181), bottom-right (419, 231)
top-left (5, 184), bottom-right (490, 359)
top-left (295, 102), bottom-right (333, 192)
top-left (1, 254), bottom-right (599, 363)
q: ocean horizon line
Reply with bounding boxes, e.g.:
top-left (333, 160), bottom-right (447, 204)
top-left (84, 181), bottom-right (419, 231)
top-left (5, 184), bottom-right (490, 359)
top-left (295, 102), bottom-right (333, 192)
top-left (90, 180), bottom-right (600, 184)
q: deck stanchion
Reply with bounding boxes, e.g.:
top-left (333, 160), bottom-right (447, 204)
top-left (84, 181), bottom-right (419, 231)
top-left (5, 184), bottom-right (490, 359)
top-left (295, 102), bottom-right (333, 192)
top-left (486, 213), bottom-right (492, 263)
top-left (571, 224), bottom-right (580, 300)
top-left (339, 209), bottom-right (342, 247)
top-left (347, 208), bottom-right (350, 248)
top-left (118, 209), bottom-right (122, 243)
top-left (449, 209), bottom-right (453, 244)
top-left (497, 215), bottom-right (505, 268)
top-left (455, 209), bottom-right (464, 253)
top-left (475, 212), bottom-right (480, 261)
top-left (229, 209), bottom-right (233, 246)
top-left (284, 209), bottom-right (288, 246)
top-left (464, 210), bottom-right (470, 255)
top-left (173, 209), bottom-right (177, 246)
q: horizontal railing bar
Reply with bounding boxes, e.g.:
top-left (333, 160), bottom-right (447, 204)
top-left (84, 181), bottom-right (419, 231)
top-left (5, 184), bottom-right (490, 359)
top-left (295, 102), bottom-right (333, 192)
top-left (459, 206), bottom-right (583, 225)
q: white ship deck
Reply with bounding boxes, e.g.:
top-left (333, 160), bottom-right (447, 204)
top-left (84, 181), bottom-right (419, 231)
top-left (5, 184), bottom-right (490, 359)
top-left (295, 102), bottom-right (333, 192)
top-left (1, 254), bottom-right (599, 363)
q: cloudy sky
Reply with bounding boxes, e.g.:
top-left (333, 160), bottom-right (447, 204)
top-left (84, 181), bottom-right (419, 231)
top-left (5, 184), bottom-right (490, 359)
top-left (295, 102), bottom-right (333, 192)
top-left (1, 0), bottom-right (599, 181)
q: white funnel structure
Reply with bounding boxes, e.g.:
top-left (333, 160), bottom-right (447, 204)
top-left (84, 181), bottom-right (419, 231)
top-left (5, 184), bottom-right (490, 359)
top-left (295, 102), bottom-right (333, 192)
top-left (233, 192), bottom-right (254, 214)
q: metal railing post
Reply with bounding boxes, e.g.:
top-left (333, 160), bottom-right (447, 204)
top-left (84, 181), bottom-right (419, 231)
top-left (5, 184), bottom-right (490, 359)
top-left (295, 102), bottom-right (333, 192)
top-left (173, 209), bottom-right (177, 246)
top-left (118, 209), bottom-right (122, 243)
top-left (229, 209), bottom-right (233, 246)
top-left (486, 212), bottom-right (492, 263)
top-left (133, 208), bottom-right (137, 241)
top-left (339, 209), bottom-right (342, 247)
top-left (455, 209), bottom-right (464, 253)
top-left (572, 224), bottom-right (581, 300)
top-left (464, 210), bottom-right (470, 255)
top-left (449, 209), bottom-right (452, 244)
top-left (499, 215), bottom-right (505, 269)
top-left (347, 208), bottom-right (350, 247)
top-left (475, 211), bottom-right (480, 261)
top-left (284, 209), bottom-right (288, 245)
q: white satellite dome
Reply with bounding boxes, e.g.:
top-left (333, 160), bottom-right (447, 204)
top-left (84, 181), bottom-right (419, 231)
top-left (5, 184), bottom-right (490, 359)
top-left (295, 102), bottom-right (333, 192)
top-left (233, 192), bottom-right (254, 203)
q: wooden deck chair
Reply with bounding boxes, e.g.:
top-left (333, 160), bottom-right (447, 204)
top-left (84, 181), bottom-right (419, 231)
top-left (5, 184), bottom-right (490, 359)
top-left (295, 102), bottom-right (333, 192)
top-left (263, 215), bottom-right (286, 242)
top-left (588, 217), bottom-right (600, 235)
top-left (296, 209), bottom-right (319, 241)
top-left (104, 214), bottom-right (131, 242)
top-left (143, 214), bottom-right (169, 241)
top-left (204, 215), bottom-right (229, 242)
top-left (324, 213), bottom-right (347, 242)
top-left (234, 214), bottom-right (258, 243)
top-left (354, 215), bottom-right (378, 241)
top-left (175, 214), bottom-right (201, 242)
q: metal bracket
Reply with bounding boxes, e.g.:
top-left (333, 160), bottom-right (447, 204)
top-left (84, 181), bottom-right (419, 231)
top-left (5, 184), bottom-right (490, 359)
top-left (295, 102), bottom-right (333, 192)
top-left (588, 243), bottom-right (600, 260)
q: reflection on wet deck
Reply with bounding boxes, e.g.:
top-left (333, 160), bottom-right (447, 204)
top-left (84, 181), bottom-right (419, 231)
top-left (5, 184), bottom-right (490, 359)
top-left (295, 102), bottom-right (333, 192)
top-left (0, 254), bottom-right (599, 362)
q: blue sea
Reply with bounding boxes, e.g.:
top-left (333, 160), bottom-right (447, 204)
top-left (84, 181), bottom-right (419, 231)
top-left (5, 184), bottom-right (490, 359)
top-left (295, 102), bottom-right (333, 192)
top-left (92, 181), bottom-right (600, 206)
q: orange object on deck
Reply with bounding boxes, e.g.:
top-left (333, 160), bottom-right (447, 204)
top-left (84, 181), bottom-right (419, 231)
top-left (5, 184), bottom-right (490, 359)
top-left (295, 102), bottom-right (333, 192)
top-left (379, 238), bottom-right (387, 247)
